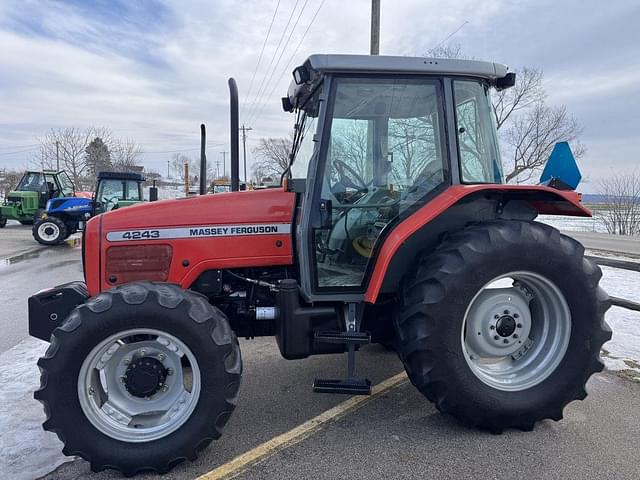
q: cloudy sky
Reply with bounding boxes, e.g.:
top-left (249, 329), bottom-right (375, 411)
top-left (0, 0), bottom-right (637, 192)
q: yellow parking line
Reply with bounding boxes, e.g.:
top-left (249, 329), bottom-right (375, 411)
top-left (197, 371), bottom-right (408, 480)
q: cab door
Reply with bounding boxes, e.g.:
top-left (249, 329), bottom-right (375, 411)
top-left (298, 75), bottom-right (449, 301)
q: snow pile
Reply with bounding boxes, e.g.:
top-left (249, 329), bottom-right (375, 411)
top-left (0, 338), bottom-right (70, 480)
top-left (599, 265), bottom-right (640, 380)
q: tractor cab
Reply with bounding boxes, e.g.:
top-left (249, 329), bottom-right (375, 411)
top-left (0, 170), bottom-right (74, 227)
top-left (93, 171), bottom-right (144, 215)
top-left (282, 55), bottom-right (514, 301)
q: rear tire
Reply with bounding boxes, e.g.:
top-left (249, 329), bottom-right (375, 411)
top-left (32, 216), bottom-right (67, 245)
top-left (0, 216), bottom-right (6, 228)
top-left (35, 282), bottom-right (242, 475)
top-left (395, 220), bottom-right (611, 432)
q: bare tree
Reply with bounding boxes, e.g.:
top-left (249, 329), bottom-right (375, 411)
top-left (503, 104), bottom-right (584, 183)
top-left (0, 169), bottom-right (23, 200)
top-left (112, 138), bottom-right (142, 171)
top-left (252, 136), bottom-right (293, 178)
top-left (34, 127), bottom-right (112, 189)
top-left (597, 172), bottom-right (640, 236)
top-left (425, 44), bottom-right (583, 183)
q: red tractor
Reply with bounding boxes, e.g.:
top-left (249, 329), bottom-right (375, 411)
top-left (30, 55), bottom-right (610, 475)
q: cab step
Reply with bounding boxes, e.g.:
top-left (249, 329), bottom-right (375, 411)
top-left (314, 330), bottom-right (371, 345)
top-left (313, 378), bottom-right (372, 395)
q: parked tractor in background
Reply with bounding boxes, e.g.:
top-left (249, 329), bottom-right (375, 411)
top-left (29, 55), bottom-right (611, 475)
top-left (32, 171), bottom-right (145, 245)
top-left (0, 170), bottom-right (75, 228)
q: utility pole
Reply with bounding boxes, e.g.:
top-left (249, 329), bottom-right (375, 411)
top-left (167, 159), bottom-right (170, 179)
top-left (55, 140), bottom-right (60, 171)
top-left (370, 0), bottom-right (380, 55)
top-left (220, 151), bottom-right (228, 178)
top-left (240, 125), bottom-right (252, 186)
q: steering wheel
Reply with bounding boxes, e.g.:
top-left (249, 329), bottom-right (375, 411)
top-left (333, 159), bottom-right (368, 192)
top-left (103, 196), bottom-right (120, 211)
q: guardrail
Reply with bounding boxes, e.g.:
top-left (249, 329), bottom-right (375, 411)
top-left (587, 256), bottom-right (640, 312)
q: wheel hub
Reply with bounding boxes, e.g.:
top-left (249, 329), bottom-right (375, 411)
top-left (496, 314), bottom-right (516, 337)
top-left (124, 356), bottom-right (167, 398)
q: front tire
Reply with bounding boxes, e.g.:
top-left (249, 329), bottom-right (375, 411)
top-left (35, 282), bottom-right (242, 475)
top-left (33, 216), bottom-right (67, 245)
top-left (395, 220), bottom-right (611, 432)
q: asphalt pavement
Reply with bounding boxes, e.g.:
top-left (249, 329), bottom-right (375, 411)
top-left (0, 223), bottom-right (638, 479)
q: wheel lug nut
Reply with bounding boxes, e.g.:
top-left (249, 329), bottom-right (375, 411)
top-left (513, 313), bottom-right (519, 318)
top-left (494, 335), bottom-right (499, 340)
top-left (158, 353), bottom-right (166, 361)
top-left (88, 387), bottom-right (95, 396)
top-left (167, 368), bottom-right (174, 376)
top-left (503, 310), bottom-right (509, 315)
top-left (162, 385), bottom-right (169, 392)
top-left (490, 325), bottom-right (495, 330)
top-left (494, 314), bottom-right (500, 319)
top-left (517, 323), bottom-right (523, 328)
top-left (119, 376), bottom-right (125, 383)
top-left (503, 339), bottom-right (509, 344)
top-left (140, 350), bottom-right (146, 356)
top-left (513, 334), bottom-right (519, 339)
top-left (123, 358), bottom-right (130, 365)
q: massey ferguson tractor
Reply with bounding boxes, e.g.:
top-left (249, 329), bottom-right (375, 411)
top-left (29, 55), bottom-right (611, 475)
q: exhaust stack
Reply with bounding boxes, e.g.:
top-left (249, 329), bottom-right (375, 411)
top-left (199, 124), bottom-right (207, 195)
top-left (229, 78), bottom-right (240, 192)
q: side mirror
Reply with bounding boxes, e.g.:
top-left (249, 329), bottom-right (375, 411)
top-left (293, 65), bottom-right (310, 85)
top-left (495, 72), bottom-right (516, 90)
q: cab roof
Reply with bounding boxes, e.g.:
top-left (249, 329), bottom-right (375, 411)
top-left (285, 54), bottom-right (512, 111)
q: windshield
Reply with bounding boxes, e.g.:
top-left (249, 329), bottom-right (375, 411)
top-left (454, 80), bottom-right (503, 183)
top-left (16, 172), bottom-right (45, 193)
top-left (97, 179), bottom-right (141, 210)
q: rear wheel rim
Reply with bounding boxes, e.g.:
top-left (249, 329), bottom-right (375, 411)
top-left (38, 222), bottom-right (60, 241)
top-left (461, 271), bottom-right (571, 392)
top-left (78, 328), bottom-right (202, 443)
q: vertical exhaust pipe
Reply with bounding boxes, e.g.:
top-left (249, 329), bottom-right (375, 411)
top-left (229, 78), bottom-right (240, 192)
top-left (199, 123), bottom-right (207, 195)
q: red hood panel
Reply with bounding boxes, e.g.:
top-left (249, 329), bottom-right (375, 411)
top-left (101, 188), bottom-right (295, 229)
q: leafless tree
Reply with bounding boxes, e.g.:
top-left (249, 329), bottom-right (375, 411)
top-left (597, 172), bottom-right (640, 236)
top-left (425, 44), bottom-right (584, 183)
top-left (34, 127), bottom-right (112, 189)
top-left (252, 136), bottom-right (293, 178)
top-left (112, 138), bottom-right (142, 171)
top-left (0, 169), bottom-right (23, 200)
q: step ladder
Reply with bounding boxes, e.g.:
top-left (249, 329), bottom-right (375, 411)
top-left (313, 303), bottom-right (372, 395)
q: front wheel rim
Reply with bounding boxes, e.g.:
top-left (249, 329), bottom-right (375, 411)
top-left (461, 271), bottom-right (571, 392)
top-left (38, 222), bottom-right (60, 241)
top-left (78, 328), bottom-right (202, 443)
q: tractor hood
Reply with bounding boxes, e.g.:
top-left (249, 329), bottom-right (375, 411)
top-left (85, 188), bottom-right (295, 295)
top-left (100, 188), bottom-right (295, 230)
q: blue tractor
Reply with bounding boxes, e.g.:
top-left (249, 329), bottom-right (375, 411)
top-left (32, 171), bottom-right (145, 245)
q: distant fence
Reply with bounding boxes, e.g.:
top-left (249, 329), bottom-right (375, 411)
top-left (587, 256), bottom-right (640, 312)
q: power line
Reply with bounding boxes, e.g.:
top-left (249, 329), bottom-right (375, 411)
top-left (0, 143), bottom-right (40, 150)
top-left (246, 0), bottom-right (311, 127)
top-left (250, 0), bottom-right (327, 128)
top-left (0, 146), bottom-right (40, 156)
top-left (241, 0), bottom-right (282, 118)
top-left (430, 20), bottom-right (469, 52)
top-left (243, 0), bottom-right (302, 125)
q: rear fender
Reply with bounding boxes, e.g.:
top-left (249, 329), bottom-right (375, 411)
top-left (364, 184), bottom-right (590, 303)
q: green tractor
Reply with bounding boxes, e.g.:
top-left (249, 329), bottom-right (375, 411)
top-left (0, 170), bottom-right (75, 228)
